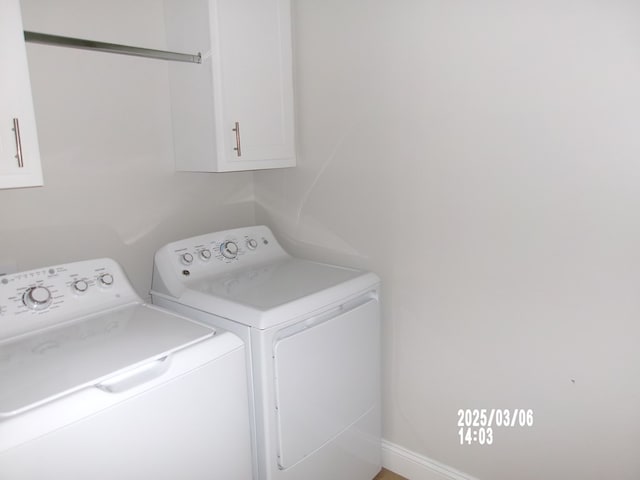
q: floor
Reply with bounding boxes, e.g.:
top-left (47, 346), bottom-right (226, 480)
top-left (374, 468), bottom-right (408, 480)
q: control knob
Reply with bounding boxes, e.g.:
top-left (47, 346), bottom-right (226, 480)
top-left (23, 286), bottom-right (53, 311)
top-left (199, 249), bottom-right (212, 261)
top-left (220, 241), bottom-right (239, 259)
top-left (72, 279), bottom-right (89, 294)
top-left (98, 273), bottom-right (114, 287)
top-left (180, 253), bottom-right (194, 266)
top-left (246, 238), bottom-right (258, 250)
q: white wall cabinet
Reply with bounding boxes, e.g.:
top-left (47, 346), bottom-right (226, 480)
top-left (165, 0), bottom-right (295, 172)
top-left (0, 0), bottom-right (43, 189)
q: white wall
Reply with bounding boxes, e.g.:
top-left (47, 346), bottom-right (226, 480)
top-left (0, 0), bottom-right (254, 297)
top-left (5, 1), bottom-right (640, 478)
top-left (255, 1), bottom-right (640, 479)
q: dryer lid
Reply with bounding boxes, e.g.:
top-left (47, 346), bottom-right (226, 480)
top-left (0, 304), bottom-right (214, 417)
top-left (177, 258), bottom-right (380, 330)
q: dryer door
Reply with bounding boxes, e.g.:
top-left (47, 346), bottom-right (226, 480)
top-left (273, 295), bottom-right (380, 469)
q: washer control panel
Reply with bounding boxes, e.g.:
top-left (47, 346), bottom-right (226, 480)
top-left (0, 258), bottom-right (139, 341)
top-left (153, 225), bottom-right (289, 286)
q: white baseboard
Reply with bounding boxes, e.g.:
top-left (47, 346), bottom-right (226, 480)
top-left (381, 440), bottom-right (479, 480)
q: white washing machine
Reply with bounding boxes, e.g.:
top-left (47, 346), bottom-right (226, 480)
top-left (151, 225), bottom-right (381, 480)
top-left (0, 258), bottom-right (252, 480)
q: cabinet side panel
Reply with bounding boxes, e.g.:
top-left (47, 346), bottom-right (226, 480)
top-left (165, 0), bottom-right (218, 172)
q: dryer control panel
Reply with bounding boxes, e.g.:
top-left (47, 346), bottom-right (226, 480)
top-left (152, 226), bottom-right (290, 297)
top-left (155, 225), bottom-right (288, 277)
top-left (0, 258), bottom-right (139, 341)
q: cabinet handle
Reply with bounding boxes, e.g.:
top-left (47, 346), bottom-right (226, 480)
top-left (12, 118), bottom-right (24, 168)
top-left (232, 121), bottom-right (242, 157)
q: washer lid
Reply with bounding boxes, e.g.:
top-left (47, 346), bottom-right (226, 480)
top-left (177, 258), bottom-right (380, 329)
top-left (0, 304), bottom-right (214, 418)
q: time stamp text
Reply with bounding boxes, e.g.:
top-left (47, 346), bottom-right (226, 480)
top-left (457, 409), bottom-right (534, 445)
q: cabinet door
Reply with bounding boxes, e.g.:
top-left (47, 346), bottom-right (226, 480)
top-left (212, 0), bottom-right (295, 171)
top-left (0, 0), bottom-right (43, 189)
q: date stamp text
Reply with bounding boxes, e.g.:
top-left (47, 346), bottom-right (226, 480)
top-left (457, 409), bottom-right (534, 445)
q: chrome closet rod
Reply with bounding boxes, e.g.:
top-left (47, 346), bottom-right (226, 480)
top-left (24, 31), bottom-right (202, 64)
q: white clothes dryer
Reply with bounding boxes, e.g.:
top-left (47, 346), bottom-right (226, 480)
top-left (0, 258), bottom-right (252, 480)
top-left (151, 226), bottom-right (381, 480)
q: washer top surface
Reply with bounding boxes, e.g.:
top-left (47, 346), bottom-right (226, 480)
top-left (0, 258), bottom-right (215, 418)
top-left (0, 304), bottom-right (213, 418)
top-left (151, 226), bottom-right (380, 329)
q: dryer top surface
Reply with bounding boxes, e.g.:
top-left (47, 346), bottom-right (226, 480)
top-left (191, 258), bottom-right (361, 309)
top-left (152, 226), bottom-right (380, 329)
top-left (175, 258), bottom-right (378, 329)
